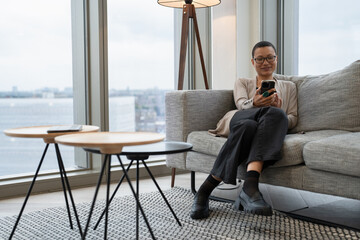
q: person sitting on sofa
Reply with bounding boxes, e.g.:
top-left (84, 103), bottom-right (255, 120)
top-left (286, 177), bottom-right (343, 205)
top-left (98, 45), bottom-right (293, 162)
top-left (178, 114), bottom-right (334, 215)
top-left (190, 41), bottom-right (298, 219)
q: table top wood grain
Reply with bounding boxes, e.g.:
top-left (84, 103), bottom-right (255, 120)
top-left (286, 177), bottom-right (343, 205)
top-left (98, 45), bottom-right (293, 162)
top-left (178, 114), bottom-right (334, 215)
top-left (4, 125), bottom-right (100, 143)
top-left (55, 132), bottom-right (165, 154)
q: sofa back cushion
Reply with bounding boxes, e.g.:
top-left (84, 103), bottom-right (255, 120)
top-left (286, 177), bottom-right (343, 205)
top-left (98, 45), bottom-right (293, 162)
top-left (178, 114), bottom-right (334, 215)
top-left (276, 60), bottom-right (360, 133)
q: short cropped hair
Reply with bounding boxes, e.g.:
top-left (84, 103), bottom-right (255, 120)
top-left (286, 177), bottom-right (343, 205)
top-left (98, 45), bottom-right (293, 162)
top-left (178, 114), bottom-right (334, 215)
top-left (251, 41), bottom-right (277, 58)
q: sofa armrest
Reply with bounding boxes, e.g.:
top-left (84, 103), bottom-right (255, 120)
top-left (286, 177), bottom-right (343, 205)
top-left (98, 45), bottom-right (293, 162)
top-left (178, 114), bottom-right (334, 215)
top-left (165, 90), bottom-right (235, 169)
top-left (166, 89), bottom-right (235, 141)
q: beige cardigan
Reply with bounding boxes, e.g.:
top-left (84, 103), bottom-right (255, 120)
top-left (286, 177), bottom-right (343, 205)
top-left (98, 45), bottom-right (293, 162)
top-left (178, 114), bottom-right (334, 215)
top-left (209, 77), bottom-right (298, 137)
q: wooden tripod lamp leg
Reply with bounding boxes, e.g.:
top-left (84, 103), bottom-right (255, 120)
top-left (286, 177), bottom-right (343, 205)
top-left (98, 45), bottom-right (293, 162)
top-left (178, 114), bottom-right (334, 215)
top-left (178, 4), bottom-right (209, 90)
top-left (191, 6), bottom-right (209, 90)
top-left (172, 4), bottom-right (210, 187)
top-left (172, 4), bottom-right (191, 188)
top-left (177, 4), bottom-right (191, 90)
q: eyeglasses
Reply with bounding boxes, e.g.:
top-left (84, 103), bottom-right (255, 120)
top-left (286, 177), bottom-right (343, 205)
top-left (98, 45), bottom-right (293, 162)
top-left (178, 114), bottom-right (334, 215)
top-left (253, 55), bottom-right (277, 64)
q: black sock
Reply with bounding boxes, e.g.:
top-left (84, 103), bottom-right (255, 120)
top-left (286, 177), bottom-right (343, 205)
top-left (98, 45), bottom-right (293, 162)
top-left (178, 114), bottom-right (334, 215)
top-left (196, 175), bottom-right (221, 200)
top-left (243, 170), bottom-right (260, 196)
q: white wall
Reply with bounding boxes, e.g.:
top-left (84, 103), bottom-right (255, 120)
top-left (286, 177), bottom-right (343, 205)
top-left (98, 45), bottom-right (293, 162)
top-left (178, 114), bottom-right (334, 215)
top-left (212, 0), bottom-right (261, 90)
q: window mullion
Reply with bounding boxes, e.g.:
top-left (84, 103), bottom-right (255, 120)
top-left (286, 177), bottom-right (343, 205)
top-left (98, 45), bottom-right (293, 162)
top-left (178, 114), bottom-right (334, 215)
top-left (72, 0), bottom-right (88, 168)
top-left (86, 0), bottom-right (109, 170)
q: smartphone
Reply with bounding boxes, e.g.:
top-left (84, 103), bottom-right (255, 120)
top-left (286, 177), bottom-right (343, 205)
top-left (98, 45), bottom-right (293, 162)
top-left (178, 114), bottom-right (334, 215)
top-left (260, 80), bottom-right (275, 96)
top-left (47, 125), bottom-right (83, 133)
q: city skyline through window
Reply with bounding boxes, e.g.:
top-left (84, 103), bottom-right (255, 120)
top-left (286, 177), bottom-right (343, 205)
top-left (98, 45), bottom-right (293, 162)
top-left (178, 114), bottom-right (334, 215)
top-left (107, 0), bottom-right (174, 134)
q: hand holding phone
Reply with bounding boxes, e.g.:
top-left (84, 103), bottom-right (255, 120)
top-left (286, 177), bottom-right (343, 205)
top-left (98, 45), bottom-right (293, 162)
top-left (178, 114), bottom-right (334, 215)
top-left (260, 80), bottom-right (276, 97)
top-left (253, 80), bottom-right (277, 108)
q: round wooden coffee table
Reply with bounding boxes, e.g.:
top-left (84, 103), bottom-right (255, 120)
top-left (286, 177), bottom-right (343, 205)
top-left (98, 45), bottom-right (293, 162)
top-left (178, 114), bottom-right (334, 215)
top-left (55, 132), bottom-right (165, 240)
top-left (4, 125), bottom-right (99, 239)
top-left (4, 125), bottom-right (99, 143)
top-left (55, 131), bottom-right (164, 154)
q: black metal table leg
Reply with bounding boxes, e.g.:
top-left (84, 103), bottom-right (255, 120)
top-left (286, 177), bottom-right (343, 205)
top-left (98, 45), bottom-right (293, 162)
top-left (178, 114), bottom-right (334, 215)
top-left (116, 155), bottom-right (155, 240)
top-left (142, 160), bottom-right (182, 226)
top-left (54, 144), bottom-right (83, 237)
top-left (55, 144), bottom-right (74, 230)
top-left (93, 160), bottom-right (134, 230)
top-left (136, 159), bottom-right (140, 239)
top-left (9, 144), bottom-right (50, 240)
top-left (104, 155), bottom-right (112, 240)
top-left (82, 154), bottom-right (109, 240)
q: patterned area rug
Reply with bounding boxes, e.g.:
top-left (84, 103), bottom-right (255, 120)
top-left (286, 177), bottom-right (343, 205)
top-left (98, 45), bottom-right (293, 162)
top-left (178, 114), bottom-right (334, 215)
top-left (1, 187), bottom-right (359, 240)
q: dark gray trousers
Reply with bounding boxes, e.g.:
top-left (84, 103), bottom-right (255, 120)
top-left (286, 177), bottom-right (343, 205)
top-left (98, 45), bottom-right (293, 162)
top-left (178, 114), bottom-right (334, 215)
top-left (210, 107), bottom-right (288, 185)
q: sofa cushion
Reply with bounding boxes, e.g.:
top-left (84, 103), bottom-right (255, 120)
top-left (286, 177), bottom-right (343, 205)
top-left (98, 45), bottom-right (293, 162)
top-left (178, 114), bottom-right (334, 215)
top-left (303, 132), bottom-right (360, 177)
top-left (274, 130), bottom-right (350, 167)
top-left (186, 151), bottom-right (217, 173)
top-left (188, 130), bottom-right (349, 168)
top-left (188, 131), bottom-right (227, 156)
top-left (275, 60), bottom-right (360, 133)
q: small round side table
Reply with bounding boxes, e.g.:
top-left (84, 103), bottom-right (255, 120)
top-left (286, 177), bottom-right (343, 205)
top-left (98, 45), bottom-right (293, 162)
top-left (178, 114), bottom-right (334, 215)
top-left (4, 125), bottom-right (99, 239)
top-left (85, 141), bottom-right (193, 240)
top-left (55, 131), bottom-right (165, 240)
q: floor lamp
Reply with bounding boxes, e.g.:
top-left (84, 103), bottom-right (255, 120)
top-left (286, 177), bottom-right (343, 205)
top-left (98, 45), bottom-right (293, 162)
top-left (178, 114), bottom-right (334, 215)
top-left (158, 0), bottom-right (221, 186)
top-left (158, 0), bottom-right (221, 90)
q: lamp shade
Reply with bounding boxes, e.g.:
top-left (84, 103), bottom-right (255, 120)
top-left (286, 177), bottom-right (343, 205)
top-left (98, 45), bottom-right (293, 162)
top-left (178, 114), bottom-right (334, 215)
top-left (158, 0), bottom-right (220, 8)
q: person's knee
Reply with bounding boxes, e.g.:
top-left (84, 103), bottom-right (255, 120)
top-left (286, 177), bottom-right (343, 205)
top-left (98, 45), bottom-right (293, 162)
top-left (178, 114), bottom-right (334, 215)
top-left (232, 119), bottom-right (257, 134)
top-left (267, 107), bottom-right (288, 130)
top-left (230, 119), bottom-right (257, 132)
top-left (268, 107), bottom-right (287, 122)
top-left (244, 120), bottom-right (258, 132)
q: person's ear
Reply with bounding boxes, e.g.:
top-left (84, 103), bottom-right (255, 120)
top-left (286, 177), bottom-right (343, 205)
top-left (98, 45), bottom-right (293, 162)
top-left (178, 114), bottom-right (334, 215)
top-left (251, 58), bottom-right (255, 66)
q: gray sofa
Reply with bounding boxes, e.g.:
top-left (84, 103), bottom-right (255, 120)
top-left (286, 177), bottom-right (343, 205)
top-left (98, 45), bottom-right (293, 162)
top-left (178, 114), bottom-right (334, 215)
top-left (165, 60), bottom-right (360, 200)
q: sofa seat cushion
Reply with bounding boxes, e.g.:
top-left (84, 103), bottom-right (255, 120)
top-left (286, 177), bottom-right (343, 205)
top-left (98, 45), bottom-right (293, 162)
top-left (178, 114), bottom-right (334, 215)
top-left (274, 130), bottom-right (350, 167)
top-left (186, 151), bottom-right (217, 173)
top-left (188, 130), bottom-right (349, 168)
top-left (303, 132), bottom-right (360, 177)
top-left (187, 131), bottom-right (227, 156)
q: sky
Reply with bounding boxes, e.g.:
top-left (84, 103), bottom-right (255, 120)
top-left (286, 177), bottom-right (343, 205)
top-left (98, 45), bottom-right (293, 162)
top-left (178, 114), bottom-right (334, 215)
top-left (0, 0), bottom-right (174, 92)
top-left (0, 1), bottom-right (74, 91)
top-left (107, 0), bottom-right (174, 91)
top-left (298, 0), bottom-right (360, 75)
top-left (0, 0), bottom-right (359, 91)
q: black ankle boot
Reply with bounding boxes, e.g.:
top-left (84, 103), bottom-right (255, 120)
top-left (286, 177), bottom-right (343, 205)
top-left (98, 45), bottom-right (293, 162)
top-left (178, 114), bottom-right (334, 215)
top-left (190, 192), bottom-right (209, 219)
top-left (234, 189), bottom-right (272, 216)
top-left (190, 175), bottom-right (220, 219)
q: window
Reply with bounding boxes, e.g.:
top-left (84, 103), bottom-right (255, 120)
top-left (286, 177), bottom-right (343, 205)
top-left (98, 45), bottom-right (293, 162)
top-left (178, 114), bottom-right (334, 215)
top-left (107, 1), bottom-right (174, 134)
top-left (298, 0), bottom-right (360, 75)
top-left (0, 0), bottom-right (175, 197)
top-left (0, 0), bottom-right (76, 177)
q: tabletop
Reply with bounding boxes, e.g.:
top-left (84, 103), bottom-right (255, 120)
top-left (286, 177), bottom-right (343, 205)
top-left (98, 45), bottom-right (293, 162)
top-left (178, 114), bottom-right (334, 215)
top-left (55, 132), bottom-right (165, 154)
top-left (3, 125), bottom-right (100, 143)
top-left (84, 141), bottom-right (193, 156)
